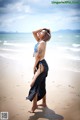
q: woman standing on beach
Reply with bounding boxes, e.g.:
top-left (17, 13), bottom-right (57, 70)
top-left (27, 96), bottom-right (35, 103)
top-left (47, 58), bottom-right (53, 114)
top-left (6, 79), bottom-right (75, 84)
top-left (26, 28), bottom-right (51, 113)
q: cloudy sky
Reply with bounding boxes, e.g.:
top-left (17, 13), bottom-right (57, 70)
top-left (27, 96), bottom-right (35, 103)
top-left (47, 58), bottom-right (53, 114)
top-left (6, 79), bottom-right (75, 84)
top-left (0, 0), bottom-right (80, 32)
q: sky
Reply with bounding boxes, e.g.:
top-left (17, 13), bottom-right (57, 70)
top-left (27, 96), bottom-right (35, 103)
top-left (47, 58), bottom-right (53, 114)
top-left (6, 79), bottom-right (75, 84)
top-left (0, 0), bottom-right (80, 32)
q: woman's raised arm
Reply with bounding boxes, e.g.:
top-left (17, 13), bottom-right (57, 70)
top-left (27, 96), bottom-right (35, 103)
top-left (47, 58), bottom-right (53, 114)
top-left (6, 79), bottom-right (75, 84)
top-left (32, 29), bottom-right (42, 41)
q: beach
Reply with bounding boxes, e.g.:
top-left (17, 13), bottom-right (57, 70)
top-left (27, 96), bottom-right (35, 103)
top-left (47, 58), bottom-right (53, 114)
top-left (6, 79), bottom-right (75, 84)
top-left (0, 33), bottom-right (80, 120)
top-left (0, 49), bottom-right (80, 120)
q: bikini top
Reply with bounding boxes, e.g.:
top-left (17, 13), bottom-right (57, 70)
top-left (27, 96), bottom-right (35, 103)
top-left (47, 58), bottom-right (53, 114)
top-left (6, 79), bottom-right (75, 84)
top-left (33, 40), bottom-right (45, 57)
top-left (34, 42), bottom-right (39, 53)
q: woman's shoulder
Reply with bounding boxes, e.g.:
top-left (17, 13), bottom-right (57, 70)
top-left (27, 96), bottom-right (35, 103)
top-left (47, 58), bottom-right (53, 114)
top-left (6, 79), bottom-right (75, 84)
top-left (39, 40), bottom-right (46, 45)
top-left (38, 40), bottom-right (46, 49)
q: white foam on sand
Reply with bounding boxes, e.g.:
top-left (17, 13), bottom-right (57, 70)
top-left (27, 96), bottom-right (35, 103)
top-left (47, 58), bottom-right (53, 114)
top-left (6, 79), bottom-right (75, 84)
top-left (46, 46), bottom-right (80, 72)
top-left (0, 43), bottom-right (34, 62)
top-left (3, 42), bottom-right (34, 48)
top-left (0, 48), bottom-right (21, 52)
top-left (0, 42), bottom-right (80, 72)
top-left (72, 43), bottom-right (80, 48)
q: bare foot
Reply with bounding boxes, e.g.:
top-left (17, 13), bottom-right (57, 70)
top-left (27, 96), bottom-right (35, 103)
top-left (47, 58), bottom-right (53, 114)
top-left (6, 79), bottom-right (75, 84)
top-left (38, 103), bottom-right (47, 107)
top-left (28, 105), bottom-right (38, 113)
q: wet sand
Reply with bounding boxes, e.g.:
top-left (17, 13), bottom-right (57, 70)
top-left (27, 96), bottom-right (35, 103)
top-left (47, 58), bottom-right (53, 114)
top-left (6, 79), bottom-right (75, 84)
top-left (0, 56), bottom-right (80, 120)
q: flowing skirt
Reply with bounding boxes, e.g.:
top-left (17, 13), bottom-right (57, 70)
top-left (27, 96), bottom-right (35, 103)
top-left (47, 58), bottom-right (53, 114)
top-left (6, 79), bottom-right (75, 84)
top-left (26, 59), bottom-right (49, 101)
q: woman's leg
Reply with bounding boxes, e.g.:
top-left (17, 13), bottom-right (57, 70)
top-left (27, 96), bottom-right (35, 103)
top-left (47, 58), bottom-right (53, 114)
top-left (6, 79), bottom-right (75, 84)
top-left (29, 63), bottom-right (45, 112)
top-left (38, 94), bottom-right (47, 107)
top-left (29, 94), bottom-right (38, 113)
top-left (30, 63), bottom-right (44, 87)
top-left (42, 94), bottom-right (47, 107)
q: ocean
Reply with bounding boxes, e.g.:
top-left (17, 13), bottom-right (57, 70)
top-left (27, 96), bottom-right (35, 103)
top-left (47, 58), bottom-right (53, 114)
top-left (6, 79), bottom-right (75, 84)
top-left (0, 32), bottom-right (80, 72)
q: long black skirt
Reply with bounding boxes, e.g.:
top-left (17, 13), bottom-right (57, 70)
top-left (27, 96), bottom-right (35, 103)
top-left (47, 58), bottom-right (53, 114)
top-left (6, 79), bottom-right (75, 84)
top-left (26, 59), bottom-right (49, 101)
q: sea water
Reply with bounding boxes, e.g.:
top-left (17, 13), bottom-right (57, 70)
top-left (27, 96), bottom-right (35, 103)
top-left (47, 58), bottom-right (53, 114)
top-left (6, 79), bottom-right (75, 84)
top-left (0, 32), bottom-right (80, 72)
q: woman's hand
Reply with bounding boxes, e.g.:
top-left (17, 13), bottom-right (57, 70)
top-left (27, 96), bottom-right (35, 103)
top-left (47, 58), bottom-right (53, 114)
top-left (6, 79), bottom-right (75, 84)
top-left (30, 81), bottom-right (34, 87)
top-left (33, 66), bottom-right (37, 74)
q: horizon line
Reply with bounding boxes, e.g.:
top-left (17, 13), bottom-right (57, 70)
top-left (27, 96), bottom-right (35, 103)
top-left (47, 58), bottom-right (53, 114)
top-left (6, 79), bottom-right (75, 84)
top-left (0, 29), bottom-right (80, 33)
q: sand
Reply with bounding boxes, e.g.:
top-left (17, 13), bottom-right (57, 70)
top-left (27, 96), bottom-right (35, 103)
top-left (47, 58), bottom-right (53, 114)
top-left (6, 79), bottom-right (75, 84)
top-left (0, 56), bottom-right (80, 120)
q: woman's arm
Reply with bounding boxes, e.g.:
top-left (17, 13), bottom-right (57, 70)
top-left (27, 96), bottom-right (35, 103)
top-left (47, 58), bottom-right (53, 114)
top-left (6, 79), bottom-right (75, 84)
top-left (30, 63), bottom-right (44, 87)
top-left (32, 29), bottom-right (42, 41)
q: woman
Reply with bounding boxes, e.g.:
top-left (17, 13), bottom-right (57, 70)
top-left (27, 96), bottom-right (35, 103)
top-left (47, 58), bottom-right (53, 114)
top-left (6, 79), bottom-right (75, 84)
top-left (26, 28), bottom-right (51, 113)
